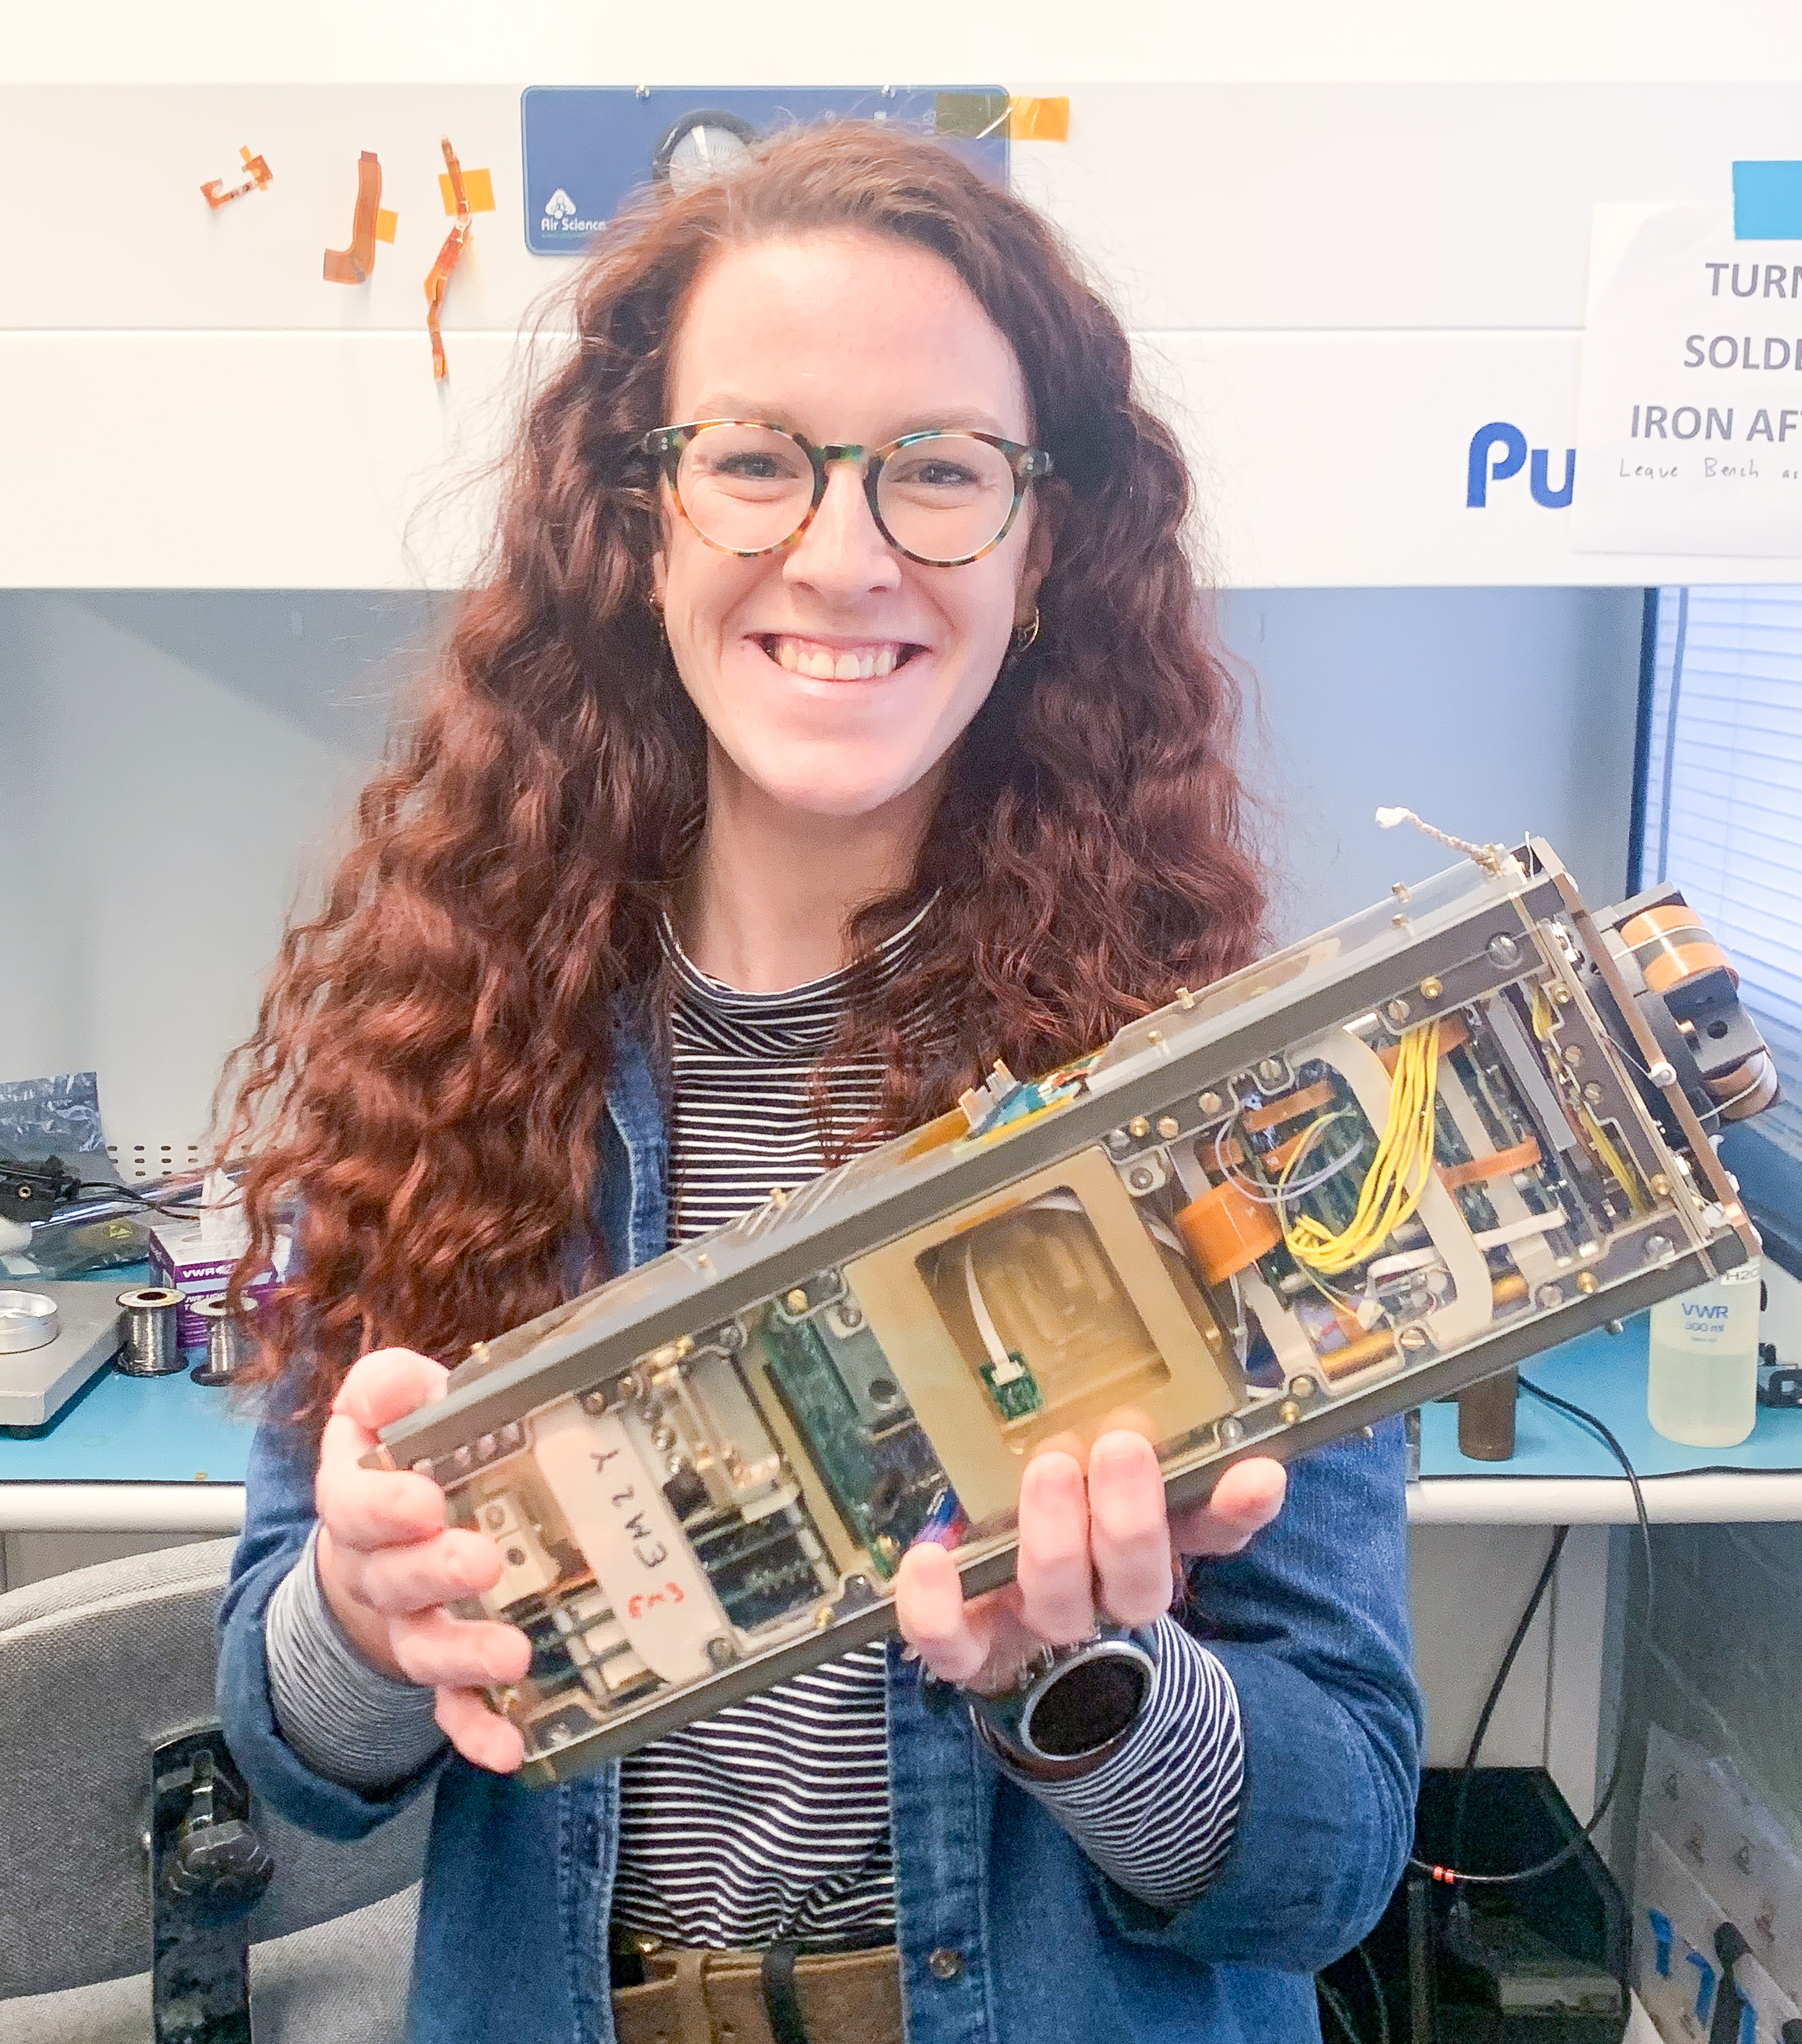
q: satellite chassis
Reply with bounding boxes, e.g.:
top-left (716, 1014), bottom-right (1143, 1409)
top-left (370, 839), bottom-right (1768, 1786)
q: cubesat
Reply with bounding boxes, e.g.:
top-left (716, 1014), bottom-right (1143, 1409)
top-left (370, 838), bottom-right (1774, 1785)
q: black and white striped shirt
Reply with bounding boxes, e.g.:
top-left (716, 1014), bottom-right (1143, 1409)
top-left (265, 915), bottom-right (1243, 1938)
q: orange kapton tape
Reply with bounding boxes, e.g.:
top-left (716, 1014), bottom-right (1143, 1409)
top-left (1620, 905), bottom-right (1734, 997)
top-left (201, 145), bottom-right (274, 210)
top-left (1438, 1138), bottom-right (1542, 1192)
top-left (441, 166), bottom-right (496, 214)
top-left (324, 151), bottom-right (385, 285)
top-left (1175, 1178), bottom-right (1281, 1285)
top-left (425, 136), bottom-right (476, 380)
top-left (1009, 96), bottom-right (1070, 141)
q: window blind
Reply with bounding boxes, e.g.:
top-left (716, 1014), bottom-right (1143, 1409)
top-left (1638, 584), bottom-right (1802, 1169)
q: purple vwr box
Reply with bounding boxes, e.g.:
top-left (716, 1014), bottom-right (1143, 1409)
top-left (147, 1220), bottom-right (284, 1351)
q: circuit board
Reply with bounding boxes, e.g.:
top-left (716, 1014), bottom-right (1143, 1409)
top-left (370, 841), bottom-right (1771, 1785)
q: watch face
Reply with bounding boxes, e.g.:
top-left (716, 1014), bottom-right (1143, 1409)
top-left (655, 110), bottom-right (759, 192)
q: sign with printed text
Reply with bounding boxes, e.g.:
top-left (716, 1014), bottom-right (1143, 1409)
top-left (1571, 203), bottom-right (1802, 558)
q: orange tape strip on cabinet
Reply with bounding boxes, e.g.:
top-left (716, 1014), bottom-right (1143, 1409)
top-left (324, 151), bottom-right (386, 285)
top-left (201, 145), bottom-right (273, 210)
top-left (425, 136), bottom-right (476, 380)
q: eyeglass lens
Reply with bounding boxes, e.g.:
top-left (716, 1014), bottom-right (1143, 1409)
top-left (673, 426), bottom-right (1019, 562)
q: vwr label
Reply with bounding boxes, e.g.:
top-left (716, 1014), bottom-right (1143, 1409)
top-left (530, 1401), bottom-right (726, 1684)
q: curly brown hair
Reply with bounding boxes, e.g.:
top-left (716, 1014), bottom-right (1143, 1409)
top-left (222, 120), bottom-right (1267, 1432)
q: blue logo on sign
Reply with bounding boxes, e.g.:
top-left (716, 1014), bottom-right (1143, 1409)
top-left (1467, 422), bottom-right (1576, 508)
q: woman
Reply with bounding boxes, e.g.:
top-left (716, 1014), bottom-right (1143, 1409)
top-left (217, 122), bottom-right (1420, 2044)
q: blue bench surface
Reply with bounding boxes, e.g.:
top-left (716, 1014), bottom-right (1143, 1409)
top-left (2, 1270), bottom-right (1796, 1489)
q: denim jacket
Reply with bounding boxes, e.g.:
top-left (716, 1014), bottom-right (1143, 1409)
top-left (217, 1026), bottom-right (1423, 2044)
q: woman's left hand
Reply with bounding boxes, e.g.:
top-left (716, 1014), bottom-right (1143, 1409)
top-left (893, 1428), bottom-right (1287, 1695)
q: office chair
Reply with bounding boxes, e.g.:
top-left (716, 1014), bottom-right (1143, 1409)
top-left (0, 1536), bottom-right (431, 2042)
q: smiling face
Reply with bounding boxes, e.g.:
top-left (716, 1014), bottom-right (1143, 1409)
top-left (654, 229), bottom-right (1053, 826)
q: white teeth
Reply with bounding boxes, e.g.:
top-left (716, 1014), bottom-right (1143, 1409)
top-left (767, 636), bottom-right (908, 679)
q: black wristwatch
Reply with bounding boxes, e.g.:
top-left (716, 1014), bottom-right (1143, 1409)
top-left (962, 1627), bottom-right (1157, 1780)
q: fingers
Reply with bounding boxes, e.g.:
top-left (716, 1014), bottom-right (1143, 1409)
top-left (893, 1540), bottom-right (996, 1687)
top-left (390, 1605), bottom-right (532, 1689)
top-left (1169, 1457), bottom-right (1288, 1558)
top-left (333, 1348), bottom-right (450, 1437)
top-left (435, 1685), bottom-right (527, 1774)
top-left (1015, 1448), bottom-right (1096, 1643)
top-left (1086, 1430), bottom-right (1178, 1628)
top-left (334, 1524), bottom-right (505, 1617)
top-left (315, 1349), bottom-right (453, 1554)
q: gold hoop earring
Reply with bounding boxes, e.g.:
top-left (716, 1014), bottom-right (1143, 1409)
top-left (1012, 606), bottom-right (1041, 654)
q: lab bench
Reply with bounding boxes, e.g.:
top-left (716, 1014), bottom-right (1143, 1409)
top-left (3, 1269), bottom-right (1798, 1829)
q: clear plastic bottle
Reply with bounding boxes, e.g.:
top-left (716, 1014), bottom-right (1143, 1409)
top-left (1646, 1260), bottom-right (1761, 1447)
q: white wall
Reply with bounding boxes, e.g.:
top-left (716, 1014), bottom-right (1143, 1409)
top-left (6, 2), bottom-right (1801, 85)
top-left (0, 583), bottom-right (1644, 1162)
top-left (2, 62), bottom-right (1800, 586)
top-left (0, 591), bottom-right (435, 1170)
top-left (1222, 586), bottom-right (1644, 935)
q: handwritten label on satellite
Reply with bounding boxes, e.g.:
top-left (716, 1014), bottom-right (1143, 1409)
top-left (1571, 204), bottom-right (1802, 557)
top-left (529, 1401), bottom-right (724, 1683)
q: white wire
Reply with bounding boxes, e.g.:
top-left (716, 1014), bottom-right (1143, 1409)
top-left (1212, 1111), bottom-right (1369, 1208)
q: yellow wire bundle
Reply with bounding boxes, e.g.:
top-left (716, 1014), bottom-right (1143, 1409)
top-left (1528, 986), bottom-right (1644, 1214)
top-left (1280, 1022), bottom-right (1442, 1274)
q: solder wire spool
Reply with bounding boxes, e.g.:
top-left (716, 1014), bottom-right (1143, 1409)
top-left (116, 1287), bottom-right (186, 1376)
top-left (191, 1293), bottom-right (256, 1387)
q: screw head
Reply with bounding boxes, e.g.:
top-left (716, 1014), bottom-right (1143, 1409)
top-left (1386, 998), bottom-right (1412, 1027)
top-left (1643, 1234), bottom-right (1673, 1263)
top-left (1156, 1114), bottom-right (1181, 1139)
top-left (1563, 1044), bottom-right (1584, 1069)
top-left (1550, 982), bottom-right (1572, 1005)
top-left (1535, 1282), bottom-right (1565, 1309)
top-left (1648, 1173), bottom-right (1670, 1198)
top-left (1198, 1091), bottom-right (1224, 1117)
top-left (1256, 1057), bottom-right (1287, 1087)
top-left (1217, 1417), bottom-right (1244, 1446)
top-left (1576, 1270), bottom-right (1599, 1295)
top-left (1487, 933), bottom-right (1521, 968)
top-left (706, 1636), bottom-right (737, 1668)
top-left (785, 1288), bottom-right (809, 1315)
top-left (1583, 1081), bottom-right (1606, 1107)
top-left (1127, 1166), bottom-right (1157, 1192)
top-left (1128, 1116), bottom-right (1151, 1139)
top-left (1420, 976), bottom-right (1444, 1001)
top-left (1278, 1399), bottom-right (1303, 1424)
top-left (1288, 1374), bottom-right (1319, 1401)
top-left (1393, 912), bottom-right (1412, 929)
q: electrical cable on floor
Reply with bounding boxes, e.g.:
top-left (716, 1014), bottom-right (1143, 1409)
top-left (1354, 1938), bottom-right (1391, 2044)
top-left (1317, 1974), bottom-right (1365, 2044)
top-left (1408, 1374), bottom-right (1656, 1891)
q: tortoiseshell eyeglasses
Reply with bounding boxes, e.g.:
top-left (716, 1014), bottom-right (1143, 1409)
top-left (643, 421), bottom-right (1053, 567)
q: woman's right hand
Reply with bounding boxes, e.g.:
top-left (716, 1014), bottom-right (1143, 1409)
top-left (312, 1347), bottom-right (532, 1774)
